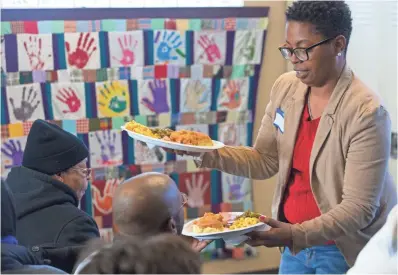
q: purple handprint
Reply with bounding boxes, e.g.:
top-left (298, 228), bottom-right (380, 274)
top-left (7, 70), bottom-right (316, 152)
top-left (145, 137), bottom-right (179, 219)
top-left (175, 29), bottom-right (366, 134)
top-left (141, 80), bottom-right (170, 113)
top-left (227, 175), bottom-right (249, 201)
top-left (95, 131), bottom-right (117, 164)
top-left (1, 139), bottom-right (24, 169)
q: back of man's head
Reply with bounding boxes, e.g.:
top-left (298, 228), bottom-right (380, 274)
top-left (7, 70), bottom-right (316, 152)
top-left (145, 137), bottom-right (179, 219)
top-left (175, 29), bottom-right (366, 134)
top-left (112, 172), bottom-right (184, 236)
top-left (77, 234), bottom-right (201, 274)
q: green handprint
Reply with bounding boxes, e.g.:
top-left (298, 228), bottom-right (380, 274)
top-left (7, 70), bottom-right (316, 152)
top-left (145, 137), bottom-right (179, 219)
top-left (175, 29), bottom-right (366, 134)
top-left (97, 81), bottom-right (130, 117)
top-left (240, 32), bottom-right (256, 61)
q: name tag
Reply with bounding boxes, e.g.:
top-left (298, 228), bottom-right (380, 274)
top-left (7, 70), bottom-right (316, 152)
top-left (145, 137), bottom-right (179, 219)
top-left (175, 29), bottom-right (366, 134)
top-left (273, 108), bottom-right (285, 133)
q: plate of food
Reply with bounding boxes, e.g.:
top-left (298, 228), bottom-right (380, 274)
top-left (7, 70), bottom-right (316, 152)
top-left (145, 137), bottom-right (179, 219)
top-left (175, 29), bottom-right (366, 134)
top-left (182, 211), bottom-right (270, 241)
top-left (121, 120), bottom-right (225, 153)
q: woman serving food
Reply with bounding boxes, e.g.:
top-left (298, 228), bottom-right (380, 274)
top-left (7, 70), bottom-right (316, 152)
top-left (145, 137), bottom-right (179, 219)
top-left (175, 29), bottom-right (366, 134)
top-left (168, 1), bottom-right (397, 274)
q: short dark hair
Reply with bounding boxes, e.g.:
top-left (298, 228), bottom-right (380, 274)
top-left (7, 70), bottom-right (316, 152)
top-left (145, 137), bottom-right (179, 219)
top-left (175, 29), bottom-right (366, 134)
top-left (77, 234), bottom-right (201, 274)
top-left (286, 1), bottom-right (353, 52)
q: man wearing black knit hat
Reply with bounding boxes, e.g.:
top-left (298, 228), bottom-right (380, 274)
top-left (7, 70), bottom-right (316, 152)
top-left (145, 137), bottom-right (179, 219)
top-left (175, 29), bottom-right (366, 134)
top-left (6, 119), bottom-right (99, 273)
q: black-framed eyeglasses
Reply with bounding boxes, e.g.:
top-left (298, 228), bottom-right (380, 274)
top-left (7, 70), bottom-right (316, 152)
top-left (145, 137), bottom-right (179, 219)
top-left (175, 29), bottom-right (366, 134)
top-left (178, 192), bottom-right (188, 211)
top-left (279, 37), bottom-right (335, 62)
top-left (70, 167), bottom-right (92, 178)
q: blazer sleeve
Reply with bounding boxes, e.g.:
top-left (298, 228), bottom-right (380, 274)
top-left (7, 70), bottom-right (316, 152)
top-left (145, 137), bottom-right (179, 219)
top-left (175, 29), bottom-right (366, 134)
top-left (290, 104), bottom-right (392, 253)
top-left (197, 77), bottom-right (281, 180)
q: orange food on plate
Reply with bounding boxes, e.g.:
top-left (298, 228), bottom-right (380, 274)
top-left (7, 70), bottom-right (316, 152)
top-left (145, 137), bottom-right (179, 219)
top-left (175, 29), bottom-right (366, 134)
top-left (125, 120), bottom-right (157, 138)
top-left (170, 130), bottom-right (213, 147)
top-left (192, 212), bottom-right (227, 233)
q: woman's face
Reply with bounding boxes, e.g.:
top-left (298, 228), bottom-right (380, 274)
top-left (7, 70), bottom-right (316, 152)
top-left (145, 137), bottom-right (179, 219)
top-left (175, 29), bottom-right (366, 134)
top-left (283, 21), bottom-right (343, 87)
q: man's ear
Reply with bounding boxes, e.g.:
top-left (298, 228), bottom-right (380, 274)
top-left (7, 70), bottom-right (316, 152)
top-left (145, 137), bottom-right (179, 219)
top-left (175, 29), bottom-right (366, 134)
top-left (167, 218), bottom-right (178, 235)
top-left (53, 173), bottom-right (64, 183)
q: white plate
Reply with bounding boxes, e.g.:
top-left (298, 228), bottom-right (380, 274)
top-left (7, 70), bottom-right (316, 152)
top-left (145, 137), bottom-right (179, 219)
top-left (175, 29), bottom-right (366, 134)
top-left (182, 212), bottom-right (269, 241)
top-left (121, 126), bottom-right (225, 153)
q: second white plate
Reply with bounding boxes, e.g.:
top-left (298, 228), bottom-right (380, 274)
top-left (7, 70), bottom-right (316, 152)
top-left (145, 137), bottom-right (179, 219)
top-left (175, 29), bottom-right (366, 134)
top-left (121, 126), bottom-right (225, 153)
top-left (182, 212), bottom-right (269, 241)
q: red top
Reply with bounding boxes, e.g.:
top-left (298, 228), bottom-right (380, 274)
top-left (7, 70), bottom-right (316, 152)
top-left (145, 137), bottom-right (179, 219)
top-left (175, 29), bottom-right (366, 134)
top-left (283, 97), bottom-right (334, 245)
top-left (282, 98), bottom-right (334, 244)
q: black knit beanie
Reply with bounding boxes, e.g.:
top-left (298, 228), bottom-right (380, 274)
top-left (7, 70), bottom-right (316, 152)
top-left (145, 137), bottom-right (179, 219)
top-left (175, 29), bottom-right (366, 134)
top-left (22, 119), bottom-right (89, 175)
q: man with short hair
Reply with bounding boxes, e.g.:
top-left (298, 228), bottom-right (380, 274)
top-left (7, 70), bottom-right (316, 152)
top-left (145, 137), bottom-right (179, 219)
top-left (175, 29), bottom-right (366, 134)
top-left (6, 119), bottom-right (99, 273)
top-left (112, 172), bottom-right (209, 252)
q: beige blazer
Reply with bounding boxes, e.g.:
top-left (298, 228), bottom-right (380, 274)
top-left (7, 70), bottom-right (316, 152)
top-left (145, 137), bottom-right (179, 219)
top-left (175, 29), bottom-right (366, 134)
top-left (199, 66), bottom-right (397, 266)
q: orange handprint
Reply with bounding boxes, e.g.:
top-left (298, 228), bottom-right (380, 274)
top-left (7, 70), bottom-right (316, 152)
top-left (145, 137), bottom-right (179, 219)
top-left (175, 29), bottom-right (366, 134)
top-left (220, 80), bottom-right (242, 110)
top-left (92, 178), bottom-right (121, 215)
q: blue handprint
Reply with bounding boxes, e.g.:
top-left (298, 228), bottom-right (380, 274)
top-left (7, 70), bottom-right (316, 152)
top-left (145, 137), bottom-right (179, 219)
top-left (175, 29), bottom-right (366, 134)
top-left (95, 130), bottom-right (117, 164)
top-left (227, 175), bottom-right (249, 201)
top-left (1, 139), bottom-right (24, 169)
top-left (155, 31), bottom-right (185, 62)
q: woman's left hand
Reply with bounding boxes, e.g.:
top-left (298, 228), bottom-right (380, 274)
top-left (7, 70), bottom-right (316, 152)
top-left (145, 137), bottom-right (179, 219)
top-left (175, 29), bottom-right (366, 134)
top-left (246, 217), bottom-right (293, 248)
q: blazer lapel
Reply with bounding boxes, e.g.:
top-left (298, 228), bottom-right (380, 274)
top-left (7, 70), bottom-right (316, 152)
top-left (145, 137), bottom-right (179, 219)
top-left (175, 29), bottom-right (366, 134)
top-left (309, 65), bottom-right (354, 182)
top-left (279, 81), bottom-right (307, 188)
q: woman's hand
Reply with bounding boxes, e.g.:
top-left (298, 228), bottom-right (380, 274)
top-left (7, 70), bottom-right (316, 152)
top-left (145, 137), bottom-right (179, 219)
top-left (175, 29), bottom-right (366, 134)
top-left (246, 216), bottom-right (293, 248)
top-left (161, 147), bottom-right (202, 157)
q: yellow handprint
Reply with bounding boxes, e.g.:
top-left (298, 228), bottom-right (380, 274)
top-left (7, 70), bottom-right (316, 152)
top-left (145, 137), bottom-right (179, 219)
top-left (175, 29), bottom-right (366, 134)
top-left (97, 81), bottom-right (130, 117)
top-left (184, 80), bottom-right (209, 112)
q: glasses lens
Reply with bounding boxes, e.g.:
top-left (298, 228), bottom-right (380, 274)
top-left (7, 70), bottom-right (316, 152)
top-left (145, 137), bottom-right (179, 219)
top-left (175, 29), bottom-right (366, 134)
top-left (85, 168), bottom-right (91, 177)
top-left (279, 48), bottom-right (291, 60)
top-left (294, 49), bottom-right (308, 61)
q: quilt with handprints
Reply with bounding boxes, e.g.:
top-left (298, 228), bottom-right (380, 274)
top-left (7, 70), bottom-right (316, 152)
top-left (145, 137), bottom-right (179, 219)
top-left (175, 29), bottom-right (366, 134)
top-left (1, 9), bottom-right (269, 261)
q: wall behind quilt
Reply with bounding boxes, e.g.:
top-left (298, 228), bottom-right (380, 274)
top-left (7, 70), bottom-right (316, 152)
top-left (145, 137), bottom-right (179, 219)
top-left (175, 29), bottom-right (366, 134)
top-left (0, 6), bottom-right (270, 264)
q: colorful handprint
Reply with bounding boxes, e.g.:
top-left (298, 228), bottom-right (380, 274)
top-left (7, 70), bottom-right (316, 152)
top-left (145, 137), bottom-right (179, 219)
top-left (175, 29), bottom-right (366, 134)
top-left (134, 141), bottom-right (165, 164)
top-left (112, 34), bottom-right (137, 66)
top-left (226, 175), bottom-right (249, 202)
top-left (8, 85), bottom-right (41, 121)
top-left (183, 80), bottom-right (211, 112)
top-left (56, 87), bottom-right (81, 114)
top-left (65, 33), bottom-right (97, 69)
top-left (240, 32), bottom-right (256, 61)
top-left (140, 80), bottom-right (170, 114)
top-left (89, 130), bottom-right (122, 168)
top-left (97, 81), bottom-right (130, 117)
top-left (92, 178), bottom-right (121, 215)
top-left (185, 173), bottom-right (210, 208)
top-left (24, 36), bottom-right (45, 70)
top-left (219, 80), bottom-right (243, 110)
top-left (198, 35), bottom-right (221, 63)
top-left (220, 124), bottom-right (239, 146)
top-left (95, 130), bottom-right (117, 164)
top-left (154, 31), bottom-right (185, 63)
top-left (233, 30), bottom-right (263, 64)
top-left (1, 139), bottom-right (24, 169)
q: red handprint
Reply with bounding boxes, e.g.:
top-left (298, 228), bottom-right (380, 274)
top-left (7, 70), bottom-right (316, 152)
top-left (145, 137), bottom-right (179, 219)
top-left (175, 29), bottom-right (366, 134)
top-left (112, 34), bottom-right (137, 66)
top-left (198, 35), bottom-right (221, 63)
top-left (24, 36), bottom-right (48, 70)
top-left (220, 81), bottom-right (242, 110)
top-left (56, 87), bottom-right (81, 114)
top-left (65, 33), bottom-right (97, 69)
top-left (92, 179), bottom-right (121, 215)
